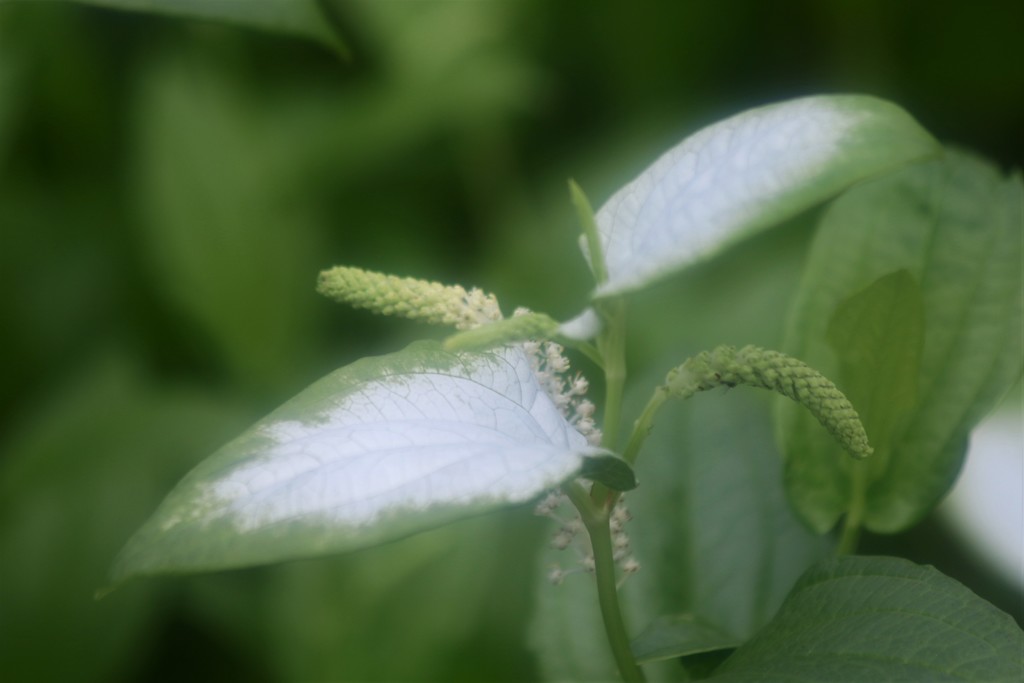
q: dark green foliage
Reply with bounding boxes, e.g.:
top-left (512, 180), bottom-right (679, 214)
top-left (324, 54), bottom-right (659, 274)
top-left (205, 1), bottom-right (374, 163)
top-left (1, 2), bottom-right (1020, 682)
top-left (713, 556), bottom-right (1024, 682)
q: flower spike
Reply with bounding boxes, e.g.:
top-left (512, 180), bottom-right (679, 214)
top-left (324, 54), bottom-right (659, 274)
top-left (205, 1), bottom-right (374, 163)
top-left (317, 266), bottom-right (501, 330)
top-left (666, 345), bottom-right (873, 459)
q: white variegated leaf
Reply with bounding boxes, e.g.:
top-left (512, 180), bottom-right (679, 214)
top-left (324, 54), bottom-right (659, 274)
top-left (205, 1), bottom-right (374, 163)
top-left (558, 308), bottom-right (603, 341)
top-left (591, 95), bottom-right (938, 297)
top-left (112, 341), bottom-right (598, 581)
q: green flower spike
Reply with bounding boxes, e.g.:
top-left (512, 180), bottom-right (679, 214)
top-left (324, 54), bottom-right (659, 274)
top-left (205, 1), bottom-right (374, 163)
top-left (317, 266), bottom-right (502, 330)
top-left (624, 344), bottom-right (872, 468)
top-left (667, 345), bottom-right (873, 459)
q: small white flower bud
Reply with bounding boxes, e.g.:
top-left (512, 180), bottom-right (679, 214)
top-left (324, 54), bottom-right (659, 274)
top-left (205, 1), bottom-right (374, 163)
top-left (534, 492), bottom-right (563, 517)
top-left (550, 529), bottom-right (575, 550)
top-left (575, 399), bottom-right (595, 418)
top-left (548, 566), bottom-right (567, 585)
top-left (574, 417), bottom-right (596, 435)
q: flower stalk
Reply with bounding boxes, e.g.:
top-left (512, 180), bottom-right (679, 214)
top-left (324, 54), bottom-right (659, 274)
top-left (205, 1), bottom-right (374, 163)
top-left (563, 483), bottom-right (645, 683)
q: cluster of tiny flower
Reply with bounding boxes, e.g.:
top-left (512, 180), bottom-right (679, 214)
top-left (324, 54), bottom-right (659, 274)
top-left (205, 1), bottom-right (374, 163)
top-left (454, 287), bottom-right (503, 330)
top-left (516, 307), bottom-right (637, 584)
top-left (516, 308), bottom-right (601, 447)
top-left (535, 491), bottom-right (639, 586)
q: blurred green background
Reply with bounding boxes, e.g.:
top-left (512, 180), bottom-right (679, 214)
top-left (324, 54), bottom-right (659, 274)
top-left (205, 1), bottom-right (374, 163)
top-left (1, 1), bottom-right (1021, 681)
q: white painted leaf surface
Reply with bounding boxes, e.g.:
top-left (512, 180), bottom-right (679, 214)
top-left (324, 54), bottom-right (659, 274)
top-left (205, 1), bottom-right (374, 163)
top-left (113, 341), bottom-right (594, 581)
top-left (558, 307), bottom-right (603, 341)
top-left (592, 95), bottom-right (938, 297)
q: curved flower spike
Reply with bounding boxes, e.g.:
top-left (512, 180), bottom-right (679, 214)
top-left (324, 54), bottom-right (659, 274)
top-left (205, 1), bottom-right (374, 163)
top-left (666, 345), bottom-right (872, 459)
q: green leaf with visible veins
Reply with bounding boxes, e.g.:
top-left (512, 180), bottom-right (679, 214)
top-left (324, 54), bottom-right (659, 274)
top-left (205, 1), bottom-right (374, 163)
top-left (8, 0), bottom-right (348, 56)
top-left (777, 150), bottom-right (1023, 533)
top-left (711, 556), bottom-right (1024, 682)
top-left (820, 271), bottom-right (925, 533)
top-left (826, 270), bottom-right (923, 449)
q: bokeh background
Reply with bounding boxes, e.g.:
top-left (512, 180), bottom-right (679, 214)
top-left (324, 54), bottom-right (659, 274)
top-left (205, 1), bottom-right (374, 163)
top-left (1, 1), bottom-right (1021, 681)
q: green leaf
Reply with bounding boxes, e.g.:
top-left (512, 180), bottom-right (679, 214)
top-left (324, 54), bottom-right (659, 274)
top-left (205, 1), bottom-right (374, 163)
top-left (590, 95), bottom-right (938, 297)
top-left (16, 0), bottom-right (349, 56)
top-left (529, 389), bottom-right (833, 682)
top-left (134, 55), bottom-right (323, 390)
top-left (711, 556), bottom-right (1024, 682)
top-left (826, 270), bottom-right (924, 448)
top-left (579, 452), bottom-right (638, 491)
top-left (0, 38), bottom-right (23, 168)
top-left (570, 178), bottom-right (608, 285)
top-left (631, 613), bottom-right (739, 664)
top-left (0, 360), bottom-right (248, 682)
top-left (528, 226), bottom-right (831, 683)
top-left (112, 341), bottom-right (600, 583)
top-left (777, 151), bottom-right (1024, 533)
top-left (627, 388), bottom-right (835, 641)
top-left (257, 515), bottom-right (537, 682)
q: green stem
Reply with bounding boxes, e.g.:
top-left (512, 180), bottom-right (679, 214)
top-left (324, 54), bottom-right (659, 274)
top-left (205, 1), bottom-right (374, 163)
top-left (555, 336), bottom-right (603, 369)
top-left (566, 181), bottom-right (641, 681)
top-left (622, 386), bottom-right (670, 466)
top-left (591, 299), bottom-right (627, 508)
top-left (568, 176), bottom-right (622, 448)
top-left (588, 517), bottom-right (646, 683)
top-left (597, 299), bottom-right (627, 452)
top-left (565, 484), bottom-right (645, 683)
top-left (569, 179), bottom-right (608, 285)
top-left (838, 461), bottom-right (868, 555)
